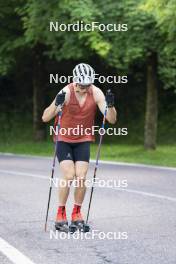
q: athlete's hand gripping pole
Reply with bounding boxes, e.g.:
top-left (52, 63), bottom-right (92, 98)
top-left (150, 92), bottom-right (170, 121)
top-left (86, 91), bottom-right (109, 224)
top-left (44, 91), bottom-right (65, 232)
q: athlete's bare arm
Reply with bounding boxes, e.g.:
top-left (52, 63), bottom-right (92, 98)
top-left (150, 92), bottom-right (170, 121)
top-left (42, 86), bottom-right (70, 122)
top-left (93, 86), bottom-right (117, 124)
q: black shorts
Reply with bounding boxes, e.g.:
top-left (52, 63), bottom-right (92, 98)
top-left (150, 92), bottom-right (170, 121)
top-left (56, 141), bottom-right (90, 163)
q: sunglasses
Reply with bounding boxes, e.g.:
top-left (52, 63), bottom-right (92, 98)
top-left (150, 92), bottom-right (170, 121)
top-left (79, 84), bottom-right (91, 89)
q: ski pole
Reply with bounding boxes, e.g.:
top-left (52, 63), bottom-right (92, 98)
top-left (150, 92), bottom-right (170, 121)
top-left (44, 107), bottom-right (63, 232)
top-left (86, 103), bottom-right (108, 224)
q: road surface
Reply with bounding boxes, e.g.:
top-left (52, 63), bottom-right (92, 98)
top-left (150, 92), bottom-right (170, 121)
top-left (0, 154), bottom-right (176, 264)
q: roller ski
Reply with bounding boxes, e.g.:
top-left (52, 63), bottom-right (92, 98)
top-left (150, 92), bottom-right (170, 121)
top-left (70, 204), bottom-right (90, 233)
top-left (71, 220), bottom-right (90, 233)
top-left (55, 206), bottom-right (69, 233)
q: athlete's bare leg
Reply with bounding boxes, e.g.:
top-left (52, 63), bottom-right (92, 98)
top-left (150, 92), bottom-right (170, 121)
top-left (58, 160), bottom-right (75, 205)
top-left (74, 161), bottom-right (89, 205)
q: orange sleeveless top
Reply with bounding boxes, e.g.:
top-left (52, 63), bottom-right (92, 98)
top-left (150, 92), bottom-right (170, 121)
top-left (54, 83), bottom-right (97, 143)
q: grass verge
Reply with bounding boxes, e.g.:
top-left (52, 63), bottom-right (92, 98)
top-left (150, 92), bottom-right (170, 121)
top-left (0, 141), bottom-right (175, 167)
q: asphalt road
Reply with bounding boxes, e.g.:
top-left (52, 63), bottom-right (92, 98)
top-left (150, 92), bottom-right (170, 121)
top-left (0, 154), bottom-right (176, 264)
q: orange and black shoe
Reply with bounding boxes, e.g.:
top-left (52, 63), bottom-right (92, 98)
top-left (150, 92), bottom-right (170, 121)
top-left (55, 206), bottom-right (69, 232)
top-left (71, 204), bottom-right (90, 232)
top-left (71, 204), bottom-right (84, 225)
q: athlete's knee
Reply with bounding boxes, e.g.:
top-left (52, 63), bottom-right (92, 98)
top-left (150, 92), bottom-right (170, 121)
top-left (60, 165), bottom-right (75, 181)
top-left (74, 163), bottom-right (88, 186)
top-left (75, 172), bottom-right (87, 182)
top-left (64, 173), bottom-right (75, 182)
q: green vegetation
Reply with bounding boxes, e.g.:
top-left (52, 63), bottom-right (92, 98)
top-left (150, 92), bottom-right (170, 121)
top-left (0, 110), bottom-right (175, 167)
top-left (0, 141), bottom-right (175, 167)
top-left (0, 0), bottom-right (175, 166)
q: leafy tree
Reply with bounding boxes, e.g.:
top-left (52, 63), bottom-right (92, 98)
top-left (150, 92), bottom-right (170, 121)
top-left (140, 0), bottom-right (176, 90)
top-left (0, 0), bottom-right (109, 140)
top-left (0, 0), bottom-right (175, 148)
top-left (95, 0), bottom-right (175, 149)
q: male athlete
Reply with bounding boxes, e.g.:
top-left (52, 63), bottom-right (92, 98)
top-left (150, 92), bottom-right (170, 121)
top-left (42, 63), bottom-right (117, 231)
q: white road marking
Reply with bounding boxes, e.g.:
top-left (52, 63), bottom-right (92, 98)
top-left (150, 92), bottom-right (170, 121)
top-left (0, 169), bottom-right (47, 180)
top-left (0, 152), bottom-right (176, 171)
top-left (91, 160), bottom-right (176, 171)
top-left (116, 188), bottom-right (176, 202)
top-left (0, 237), bottom-right (36, 264)
top-left (0, 169), bottom-right (176, 203)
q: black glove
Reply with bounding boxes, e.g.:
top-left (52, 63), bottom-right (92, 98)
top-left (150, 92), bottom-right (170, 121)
top-left (55, 91), bottom-right (66, 106)
top-left (106, 89), bottom-right (114, 108)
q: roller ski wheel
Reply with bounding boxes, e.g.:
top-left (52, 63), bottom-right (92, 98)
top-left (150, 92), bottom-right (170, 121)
top-left (69, 223), bottom-right (77, 233)
top-left (71, 220), bottom-right (90, 233)
top-left (55, 221), bottom-right (69, 233)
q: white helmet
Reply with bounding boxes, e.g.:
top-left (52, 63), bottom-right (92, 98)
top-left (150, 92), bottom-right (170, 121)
top-left (73, 63), bottom-right (95, 85)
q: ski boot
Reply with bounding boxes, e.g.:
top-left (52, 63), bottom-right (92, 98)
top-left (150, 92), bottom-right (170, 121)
top-left (55, 206), bottom-right (69, 233)
top-left (71, 205), bottom-right (90, 233)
